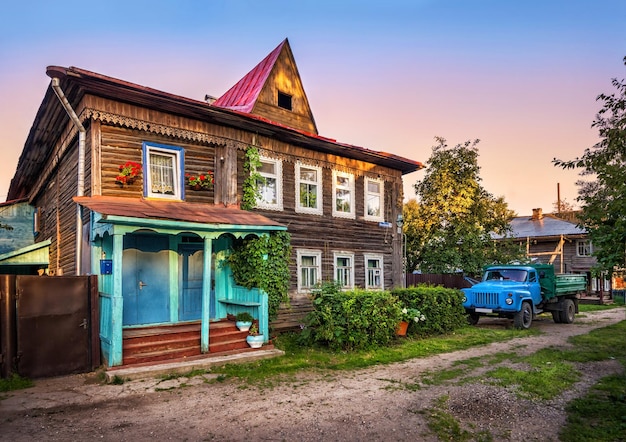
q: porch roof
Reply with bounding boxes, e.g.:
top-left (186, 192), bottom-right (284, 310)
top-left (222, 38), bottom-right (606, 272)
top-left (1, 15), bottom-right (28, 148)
top-left (74, 196), bottom-right (285, 231)
top-left (0, 239), bottom-right (51, 266)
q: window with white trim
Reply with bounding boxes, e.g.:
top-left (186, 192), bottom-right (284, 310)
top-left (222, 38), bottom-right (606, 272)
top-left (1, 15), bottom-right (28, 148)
top-left (256, 156), bottom-right (283, 210)
top-left (333, 252), bottom-right (354, 289)
top-left (364, 254), bottom-right (384, 290)
top-left (143, 142), bottom-right (184, 200)
top-left (297, 249), bottom-right (322, 292)
top-left (295, 163), bottom-right (323, 215)
top-left (364, 177), bottom-right (384, 221)
top-left (577, 240), bottom-right (593, 257)
top-left (332, 170), bottom-right (355, 218)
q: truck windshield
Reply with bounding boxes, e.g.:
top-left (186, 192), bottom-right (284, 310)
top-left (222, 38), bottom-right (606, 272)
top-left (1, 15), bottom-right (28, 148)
top-left (484, 269), bottom-right (528, 282)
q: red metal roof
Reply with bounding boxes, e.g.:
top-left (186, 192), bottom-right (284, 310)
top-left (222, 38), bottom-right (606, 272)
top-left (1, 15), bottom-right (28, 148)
top-left (73, 196), bottom-right (285, 228)
top-left (212, 39), bottom-right (286, 113)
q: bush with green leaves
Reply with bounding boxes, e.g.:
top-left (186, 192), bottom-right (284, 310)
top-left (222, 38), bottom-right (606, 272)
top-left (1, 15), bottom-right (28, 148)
top-left (391, 285), bottom-right (467, 336)
top-left (300, 282), bottom-right (402, 351)
top-left (228, 231), bottom-right (291, 320)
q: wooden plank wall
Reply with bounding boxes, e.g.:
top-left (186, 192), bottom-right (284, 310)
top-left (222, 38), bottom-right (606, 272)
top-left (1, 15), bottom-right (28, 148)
top-left (99, 125), bottom-right (216, 205)
top-left (234, 147), bottom-right (404, 331)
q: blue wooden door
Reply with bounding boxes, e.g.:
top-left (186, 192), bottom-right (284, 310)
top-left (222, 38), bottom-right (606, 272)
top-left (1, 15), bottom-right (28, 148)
top-left (179, 245), bottom-right (203, 321)
top-left (122, 234), bottom-right (171, 326)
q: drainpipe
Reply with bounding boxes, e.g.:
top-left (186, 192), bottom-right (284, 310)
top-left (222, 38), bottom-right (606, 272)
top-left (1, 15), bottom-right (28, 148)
top-left (51, 77), bottom-right (86, 275)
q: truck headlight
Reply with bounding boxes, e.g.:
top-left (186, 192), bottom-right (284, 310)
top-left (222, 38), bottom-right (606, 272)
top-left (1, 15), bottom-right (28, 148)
top-left (462, 296), bottom-right (467, 303)
top-left (505, 297), bottom-right (513, 305)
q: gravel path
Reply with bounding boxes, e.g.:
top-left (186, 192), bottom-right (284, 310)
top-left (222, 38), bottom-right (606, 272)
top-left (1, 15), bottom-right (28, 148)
top-left (1, 308), bottom-right (624, 441)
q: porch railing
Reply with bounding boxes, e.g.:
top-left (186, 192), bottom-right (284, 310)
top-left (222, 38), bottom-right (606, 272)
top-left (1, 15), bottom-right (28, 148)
top-left (217, 286), bottom-right (269, 341)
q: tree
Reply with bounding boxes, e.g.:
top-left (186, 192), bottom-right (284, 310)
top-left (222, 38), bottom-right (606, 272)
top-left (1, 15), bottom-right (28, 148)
top-left (405, 137), bottom-right (522, 275)
top-left (553, 57), bottom-right (626, 272)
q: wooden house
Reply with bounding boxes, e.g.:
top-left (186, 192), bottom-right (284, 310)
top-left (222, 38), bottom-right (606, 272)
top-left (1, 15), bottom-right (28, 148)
top-left (4, 39), bottom-right (423, 367)
top-left (509, 208), bottom-right (608, 296)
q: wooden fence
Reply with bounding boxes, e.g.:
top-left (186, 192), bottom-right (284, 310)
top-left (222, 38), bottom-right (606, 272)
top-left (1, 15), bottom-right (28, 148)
top-left (405, 273), bottom-right (474, 289)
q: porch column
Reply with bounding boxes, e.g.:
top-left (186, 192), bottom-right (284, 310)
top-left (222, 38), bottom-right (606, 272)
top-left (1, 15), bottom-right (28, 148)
top-left (110, 232), bottom-right (124, 366)
top-left (201, 237), bottom-right (213, 353)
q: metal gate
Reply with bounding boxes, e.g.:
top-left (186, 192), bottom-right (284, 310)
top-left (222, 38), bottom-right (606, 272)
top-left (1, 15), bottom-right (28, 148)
top-left (1, 275), bottom-right (99, 378)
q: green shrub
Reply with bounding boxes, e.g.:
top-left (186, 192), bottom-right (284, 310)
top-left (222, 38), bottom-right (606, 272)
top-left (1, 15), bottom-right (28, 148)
top-left (301, 282), bottom-right (402, 351)
top-left (392, 285), bottom-right (467, 336)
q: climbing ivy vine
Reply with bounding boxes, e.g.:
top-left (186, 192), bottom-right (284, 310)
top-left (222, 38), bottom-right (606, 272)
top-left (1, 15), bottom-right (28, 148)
top-left (227, 231), bottom-right (292, 320)
top-left (241, 146), bottom-right (263, 210)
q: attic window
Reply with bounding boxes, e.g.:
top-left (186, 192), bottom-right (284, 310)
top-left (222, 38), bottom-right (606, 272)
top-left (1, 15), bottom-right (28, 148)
top-left (277, 91), bottom-right (292, 111)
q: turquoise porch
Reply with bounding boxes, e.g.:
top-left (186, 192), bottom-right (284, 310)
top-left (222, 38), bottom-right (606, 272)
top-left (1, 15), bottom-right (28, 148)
top-left (76, 196), bottom-right (285, 367)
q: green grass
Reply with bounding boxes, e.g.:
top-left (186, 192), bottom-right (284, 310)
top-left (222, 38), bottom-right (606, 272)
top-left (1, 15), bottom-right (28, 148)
top-left (422, 395), bottom-right (494, 442)
top-left (560, 374), bottom-right (626, 441)
top-left (0, 373), bottom-right (33, 392)
top-left (578, 303), bottom-right (623, 312)
top-left (210, 325), bottom-right (539, 383)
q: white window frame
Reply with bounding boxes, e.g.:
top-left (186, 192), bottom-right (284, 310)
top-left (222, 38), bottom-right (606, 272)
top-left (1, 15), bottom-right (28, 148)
top-left (576, 240), bottom-right (593, 257)
top-left (143, 142), bottom-right (184, 200)
top-left (333, 251), bottom-right (354, 289)
top-left (295, 162), bottom-right (323, 215)
top-left (297, 249), bottom-right (322, 293)
top-left (364, 177), bottom-right (384, 222)
top-left (364, 254), bottom-right (384, 290)
top-left (332, 170), bottom-right (355, 219)
top-left (256, 156), bottom-right (283, 211)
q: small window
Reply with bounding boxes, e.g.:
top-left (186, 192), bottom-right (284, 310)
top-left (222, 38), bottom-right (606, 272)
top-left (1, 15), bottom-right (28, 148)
top-left (364, 177), bottom-right (384, 221)
top-left (332, 171), bottom-right (355, 219)
top-left (295, 163), bottom-right (323, 215)
top-left (364, 254), bottom-right (384, 290)
top-left (297, 249), bottom-right (322, 292)
top-left (255, 156), bottom-right (283, 210)
top-left (334, 252), bottom-right (354, 289)
top-left (577, 240), bottom-right (593, 257)
top-left (143, 142), bottom-right (184, 200)
top-left (277, 91), bottom-right (292, 111)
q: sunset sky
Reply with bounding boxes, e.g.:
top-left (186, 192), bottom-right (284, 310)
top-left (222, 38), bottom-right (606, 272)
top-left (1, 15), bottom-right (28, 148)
top-left (1, 0), bottom-right (624, 215)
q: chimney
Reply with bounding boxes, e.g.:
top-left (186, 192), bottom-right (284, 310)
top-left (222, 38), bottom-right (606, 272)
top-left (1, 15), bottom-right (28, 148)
top-left (531, 208), bottom-right (543, 220)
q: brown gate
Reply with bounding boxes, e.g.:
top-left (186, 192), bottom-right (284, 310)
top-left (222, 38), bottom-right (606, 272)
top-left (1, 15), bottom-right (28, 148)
top-left (11, 275), bottom-right (99, 378)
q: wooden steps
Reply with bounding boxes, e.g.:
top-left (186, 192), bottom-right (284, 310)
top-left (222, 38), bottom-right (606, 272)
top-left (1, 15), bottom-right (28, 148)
top-left (122, 320), bottom-right (255, 366)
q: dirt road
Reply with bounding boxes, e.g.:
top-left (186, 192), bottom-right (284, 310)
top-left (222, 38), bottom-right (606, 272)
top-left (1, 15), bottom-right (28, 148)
top-left (1, 308), bottom-right (624, 441)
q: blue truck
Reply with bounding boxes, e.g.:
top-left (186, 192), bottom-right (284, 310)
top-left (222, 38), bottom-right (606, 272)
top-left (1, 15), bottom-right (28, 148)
top-left (462, 264), bottom-right (587, 329)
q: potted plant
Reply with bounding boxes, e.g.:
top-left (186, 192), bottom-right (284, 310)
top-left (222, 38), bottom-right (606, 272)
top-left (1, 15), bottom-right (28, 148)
top-left (246, 323), bottom-right (264, 348)
top-left (397, 307), bottom-right (423, 336)
top-left (115, 161), bottom-right (141, 186)
top-left (186, 171), bottom-right (214, 190)
top-left (235, 312), bottom-right (254, 332)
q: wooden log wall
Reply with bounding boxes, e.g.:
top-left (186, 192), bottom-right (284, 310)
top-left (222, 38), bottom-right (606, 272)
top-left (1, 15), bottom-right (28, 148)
top-left (234, 144), bottom-right (404, 331)
top-left (33, 141), bottom-right (81, 276)
top-left (99, 125), bottom-right (216, 204)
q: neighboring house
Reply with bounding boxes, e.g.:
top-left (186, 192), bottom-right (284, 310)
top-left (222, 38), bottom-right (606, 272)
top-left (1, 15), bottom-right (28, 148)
top-left (509, 208), bottom-right (607, 295)
top-left (0, 199), bottom-right (51, 275)
top-left (4, 39), bottom-right (423, 367)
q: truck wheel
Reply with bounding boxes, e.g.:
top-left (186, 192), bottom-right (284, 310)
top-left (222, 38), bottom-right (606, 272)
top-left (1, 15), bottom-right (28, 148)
top-left (562, 299), bottom-right (576, 324)
top-left (467, 312), bottom-right (480, 325)
top-left (514, 302), bottom-right (533, 329)
top-left (551, 311), bottom-right (562, 324)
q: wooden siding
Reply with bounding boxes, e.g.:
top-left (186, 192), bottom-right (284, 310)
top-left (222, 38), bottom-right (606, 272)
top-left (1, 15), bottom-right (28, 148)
top-left (32, 143), bottom-right (80, 276)
top-left (0, 203), bottom-right (35, 255)
top-left (253, 44), bottom-right (316, 134)
top-left (26, 92), bottom-right (406, 329)
top-left (99, 125), bottom-right (217, 204)
top-left (521, 237), bottom-right (596, 275)
top-left (234, 147), bottom-right (404, 330)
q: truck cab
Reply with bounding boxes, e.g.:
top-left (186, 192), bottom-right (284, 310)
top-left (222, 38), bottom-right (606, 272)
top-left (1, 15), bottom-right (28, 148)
top-left (462, 265), bottom-right (542, 328)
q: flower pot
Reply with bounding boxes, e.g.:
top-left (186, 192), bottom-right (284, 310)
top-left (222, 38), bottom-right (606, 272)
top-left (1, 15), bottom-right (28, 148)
top-left (192, 184), bottom-right (202, 191)
top-left (396, 321), bottom-right (409, 337)
top-left (236, 321), bottom-right (252, 332)
top-left (246, 334), bottom-right (264, 348)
